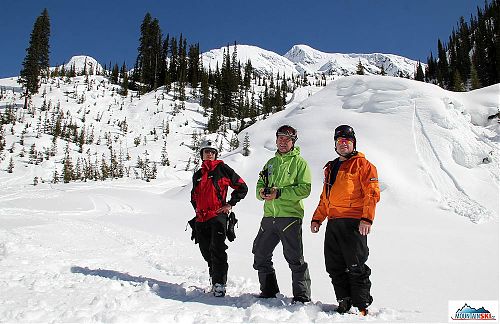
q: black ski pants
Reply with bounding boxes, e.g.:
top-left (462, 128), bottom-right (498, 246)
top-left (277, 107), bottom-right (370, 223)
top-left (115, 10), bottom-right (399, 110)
top-left (196, 213), bottom-right (228, 285)
top-left (252, 217), bottom-right (311, 300)
top-left (325, 218), bottom-right (372, 308)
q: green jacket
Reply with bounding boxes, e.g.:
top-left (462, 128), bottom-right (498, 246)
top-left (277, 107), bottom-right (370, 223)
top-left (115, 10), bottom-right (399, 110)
top-left (256, 146), bottom-right (312, 218)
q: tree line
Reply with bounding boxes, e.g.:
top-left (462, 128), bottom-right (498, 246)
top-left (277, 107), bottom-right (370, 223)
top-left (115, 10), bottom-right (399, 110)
top-left (131, 13), bottom-right (295, 133)
top-left (424, 0), bottom-right (499, 91)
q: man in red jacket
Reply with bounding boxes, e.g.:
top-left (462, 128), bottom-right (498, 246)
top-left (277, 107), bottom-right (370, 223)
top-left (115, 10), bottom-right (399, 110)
top-left (311, 125), bottom-right (380, 316)
top-left (191, 139), bottom-right (248, 297)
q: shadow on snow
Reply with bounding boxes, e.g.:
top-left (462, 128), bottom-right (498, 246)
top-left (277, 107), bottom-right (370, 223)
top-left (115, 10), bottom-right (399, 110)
top-left (70, 266), bottom-right (331, 310)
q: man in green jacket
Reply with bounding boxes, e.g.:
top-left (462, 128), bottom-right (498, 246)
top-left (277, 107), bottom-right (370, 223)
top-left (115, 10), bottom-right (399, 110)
top-left (253, 125), bottom-right (312, 303)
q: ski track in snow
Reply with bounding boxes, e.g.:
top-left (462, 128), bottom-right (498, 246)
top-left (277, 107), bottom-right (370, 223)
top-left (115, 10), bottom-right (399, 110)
top-left (412, 100), bottom-right (492, 223)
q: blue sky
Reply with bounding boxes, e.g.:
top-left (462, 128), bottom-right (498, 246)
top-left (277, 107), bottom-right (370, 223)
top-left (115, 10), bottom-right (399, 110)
top-left (1, 0), bottom-right (487, 78)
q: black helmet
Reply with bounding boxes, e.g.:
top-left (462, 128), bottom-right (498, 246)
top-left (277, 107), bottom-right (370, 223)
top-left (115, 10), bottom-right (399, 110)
top-left (334, 124), bottom-right (357, 158)
top-left (334, 125), bottom-right (356, 141)
top-left (276, 125), bottom-right (298, 142)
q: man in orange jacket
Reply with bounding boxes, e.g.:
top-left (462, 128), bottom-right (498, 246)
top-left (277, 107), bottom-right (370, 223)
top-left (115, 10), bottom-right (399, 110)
top-left (311, 125), bottom-right (380, 316)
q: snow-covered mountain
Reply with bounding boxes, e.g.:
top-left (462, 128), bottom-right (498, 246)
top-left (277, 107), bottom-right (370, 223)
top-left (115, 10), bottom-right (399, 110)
top-left (52, 55), bottom-right (103, 75)
top-left (202, 44), bottom-right (299, 78)
top-left (285, 44), bottom-right (422, 77)
top-left (201, 44), bottom-right (421, 78)
top-left (0, 53), bottom-right (498, 322)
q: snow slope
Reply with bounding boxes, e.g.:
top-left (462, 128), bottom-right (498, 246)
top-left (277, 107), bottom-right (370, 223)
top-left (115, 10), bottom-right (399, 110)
top-left (0, 76), bottom-right (498, 323)
top-left (285, 44), bottom-right (423, 77)
top-left (202, 44), bottom-right (299, 77)
top-left (202, 44), bottom-right (420, 78)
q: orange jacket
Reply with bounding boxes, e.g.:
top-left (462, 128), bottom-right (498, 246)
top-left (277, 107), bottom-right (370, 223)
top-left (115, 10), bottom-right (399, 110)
top-left (312, 152), bottom-right (380, 224)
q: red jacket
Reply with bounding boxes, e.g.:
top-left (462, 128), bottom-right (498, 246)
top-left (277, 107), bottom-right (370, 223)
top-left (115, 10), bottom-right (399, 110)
top-left (191, 160), bottom-right (248, 222)
top-left (312, 152), bottom-right (380, 224)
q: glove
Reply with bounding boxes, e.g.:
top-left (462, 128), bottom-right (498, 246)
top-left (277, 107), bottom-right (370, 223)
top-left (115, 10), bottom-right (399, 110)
top-left (226, 212), bottom-right (238, 242)
top-left (187, 216), bottom-right (198, 244)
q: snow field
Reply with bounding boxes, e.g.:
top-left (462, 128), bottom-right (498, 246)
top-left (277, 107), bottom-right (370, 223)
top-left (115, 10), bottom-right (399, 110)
top-left (0, 74), bottom-right (498, 322)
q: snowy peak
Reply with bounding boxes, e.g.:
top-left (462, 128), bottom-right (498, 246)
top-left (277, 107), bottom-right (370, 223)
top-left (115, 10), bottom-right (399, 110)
top-left (284, 44), bottom-right (328, 65)
top-left (284, 44), bottom-right (422, 77)
top-left (201, 44), bottom-right (422, 79)
top-left (55, 55), bottom-right (103, 75)
top-left (202, 44), bottom-right (298, 77)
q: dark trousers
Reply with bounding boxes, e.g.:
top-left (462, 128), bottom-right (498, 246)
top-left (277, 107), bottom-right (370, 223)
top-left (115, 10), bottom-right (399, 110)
top-left (196, 214), bottom-right (228, 285)
top-left (325, 218), bottom-right (372, 308)
top-left (252, 217), bottom-right (311, 299)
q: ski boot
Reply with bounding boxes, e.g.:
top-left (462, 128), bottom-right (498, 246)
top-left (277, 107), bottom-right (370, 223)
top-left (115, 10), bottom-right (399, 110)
top-left (212, 283), bottom-right (226, 297)
top-left (335, 297), bottom-right (352, 314)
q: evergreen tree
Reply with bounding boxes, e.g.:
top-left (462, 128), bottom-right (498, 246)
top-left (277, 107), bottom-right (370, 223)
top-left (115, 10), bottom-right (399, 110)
top-left (161, 141), bottom-right (170, 166)
top-left (437, 39), bottom-right (450, 88)
top-left (0, 127), bottom-right (6, 155)
top-left (7, 157), bottom-right (14, 173)
top-left (63, 144), bottom-right (74, 183)
top-left (470, 62), bottom-right (482, 89)
top-left (78, 128), bottom-right (85, 153)
top-left (452, 69), bottom-right (465, 91)
top-left (200, 69), bottom-right (210, 112)
top-left (229, 133), bottom-right (239, 151)
top-left (101, 154), bottom-right (110, 180)
top-left (379, 65), bottom-right (386, 76)
top-left (136, 13), bottom-right (163, 92)
top-left (426, 52), bottom-right (437, 83)
top-left (415, 61), bottom-right (425, 81)
top-left (177, 35), bottom-right (188, 84)
top-left (161, 34), bottom-right (171, 91)
top-left (242, 132), bottom-right (250, 156)
top-left (243, 60), bottom-right (253, 89)
top-left (82, 57), bottom-right (88, 76)
top-left (207, 102), bottom-right (221, 132)
top-left (168, 36), bottom-right (178, 84)
top-left (120, 62), bottom-right (129, 96)
top-left (456, 16), bottom-right (472, 83)
top-left (52, 169), bottom-right (59, 183)
top-left (356, 60), bottom-right (365, 75)
top-left (111, 63), bottom-right (119, 84)
top-left (29, 143), bottom-right (37, 164)
top-left (19, 8), bottom-right (51, 109)
top-left (187, 43), bottom-right (201, 88)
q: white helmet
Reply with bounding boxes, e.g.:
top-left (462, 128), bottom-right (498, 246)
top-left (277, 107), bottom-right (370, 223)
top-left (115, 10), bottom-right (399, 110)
top-left (199, 139), bottom-right (219, 159)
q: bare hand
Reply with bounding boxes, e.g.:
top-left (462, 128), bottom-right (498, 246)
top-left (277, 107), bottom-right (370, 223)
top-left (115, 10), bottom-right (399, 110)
top-left (311, 222), bottom-right (320, 233)
top-left (216, 203), bottom-right (232, 214)
top-left (359, 221), bottom-right (371, 236)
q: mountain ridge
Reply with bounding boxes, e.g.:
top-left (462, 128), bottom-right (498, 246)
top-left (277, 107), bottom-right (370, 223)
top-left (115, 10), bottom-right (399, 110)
top-left (45, 43), bottom-right (423, 80)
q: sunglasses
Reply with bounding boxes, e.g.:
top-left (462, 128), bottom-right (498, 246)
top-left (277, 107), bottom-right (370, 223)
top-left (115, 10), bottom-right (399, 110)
top-left (335, 137), bottom-right (353, 145)
top-left (203, 148), bottom-right (217, 155)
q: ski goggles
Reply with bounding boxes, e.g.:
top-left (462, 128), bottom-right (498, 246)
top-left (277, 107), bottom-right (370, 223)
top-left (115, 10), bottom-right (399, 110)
top-left (335, 137), bottom-right (354, 145)
top-left (203, 148), bottom-right (217, 155)
top-left (276, 133), bottom-right (296, 141)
